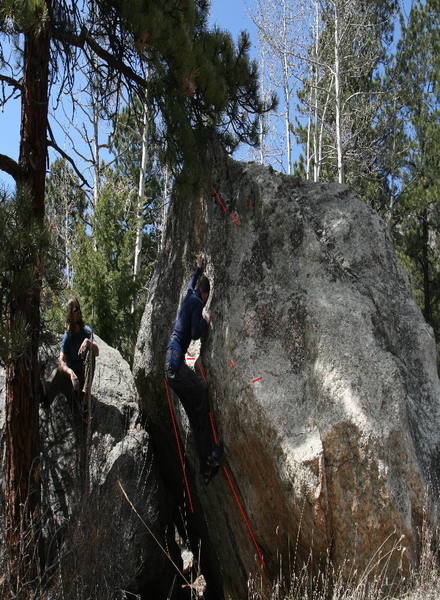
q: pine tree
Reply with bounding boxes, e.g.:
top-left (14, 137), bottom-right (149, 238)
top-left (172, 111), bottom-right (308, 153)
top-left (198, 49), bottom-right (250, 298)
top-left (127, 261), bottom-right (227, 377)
top-left (0, 1), bottom-right (51, 587)
top-left (72, 165), bottom-right (158, 365)
top-left (110, 97), bottom-right (163, 311)
top-left (0, 0), bottom-right (269, 586)
top-left (0, 188), bottom-right (49, 591)
top-left (390, 0), bottom-right (440, 360)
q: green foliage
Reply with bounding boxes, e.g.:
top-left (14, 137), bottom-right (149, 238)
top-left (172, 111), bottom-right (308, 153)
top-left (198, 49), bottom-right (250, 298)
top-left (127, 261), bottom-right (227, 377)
top-left (43, 93), bottom-right (164, 367)
top-left (41, 159), bottom-right (87, 336)
top-left (72, 168), bottom-right (159, 364)
top-left (99, 0), bottom-right (276, 190)
top-left (111, 98), bottom-right (162, 193)
top-left (0, 0), bottom-right (49, 31)
top-left (293, 0), bottom-right (439, 364)
top-left (0, 187), bottom-right (60, 365)
top-left (390, 0), bottom-right (440, 360)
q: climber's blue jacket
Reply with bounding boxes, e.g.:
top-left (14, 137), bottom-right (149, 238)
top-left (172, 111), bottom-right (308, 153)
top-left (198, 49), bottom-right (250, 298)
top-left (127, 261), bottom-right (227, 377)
top-left (166, 267), bottom-right (208, 373)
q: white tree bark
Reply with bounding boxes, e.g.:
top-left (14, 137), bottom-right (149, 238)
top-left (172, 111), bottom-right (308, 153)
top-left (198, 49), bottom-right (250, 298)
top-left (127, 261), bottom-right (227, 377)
top-left (305, 78), bottom-right (312, 180)
top-left (89, 50), bottom-right (102, 252)
top-left (258, 39), bottom-right (266, 165)
top-left (317, 74), bottom-right (333, 180)
top-left (131, 101), bottom-right (149, 314)
top-left (333, 1), bottom-right (344, 184)
top-left (312, 0), bottom-right (320, 182)
top-left (92, 100), bottom-right (100, 210)
top-left (133, 101), bottom-right (149, 281)
top-left (160, 164), bottom-right (169, 252)
top-left (64, 204), bottom-right (71, 288)
top-left (282, 0), bottom-right (292, 174)
top-left (253, 0), bottom-right (393, 186)
top-left (283, 59), bottom-right (292, 174)
top-left (251, 0), bottom-right (309, 174)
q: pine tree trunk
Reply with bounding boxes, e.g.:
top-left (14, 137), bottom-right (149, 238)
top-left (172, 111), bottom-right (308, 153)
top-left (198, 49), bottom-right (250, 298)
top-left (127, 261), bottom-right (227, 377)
top-left (5, 3), bottom-right (50, 589)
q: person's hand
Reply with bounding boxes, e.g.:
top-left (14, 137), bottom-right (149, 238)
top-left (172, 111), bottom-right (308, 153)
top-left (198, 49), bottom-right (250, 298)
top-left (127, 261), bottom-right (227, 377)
top-left (196, 253), bottom-right (205, 270)
top-left (204, 310), bottom-right (212, 325)
top-left (70, 371), bottom-right (79, 391)
top-left (78, 338), bottom-right (90, 356)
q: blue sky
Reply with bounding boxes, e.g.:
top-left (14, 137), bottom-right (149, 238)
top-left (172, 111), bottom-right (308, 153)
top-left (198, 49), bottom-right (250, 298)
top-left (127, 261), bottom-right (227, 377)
top-left (209, 0), bottom-right (256, 47)
top-left (0, 1), bottom-right (256, 189)
top-left (0, 1), bottom-right (413, 188)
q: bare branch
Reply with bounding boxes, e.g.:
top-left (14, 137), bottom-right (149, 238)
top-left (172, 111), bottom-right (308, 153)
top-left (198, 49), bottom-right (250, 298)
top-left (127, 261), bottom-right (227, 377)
top-left (0, 154), bottom-right (23, 181)
top-left (47, 123), bottom-right (91, 189)
top-left (52, 26), bottom-right (147, 89)
top-left (50, 108), bottom-right (95, 165)
top-left (0, 74), bottom-right (23, 91)
top-left (47, 139), bottom-right (91, 189)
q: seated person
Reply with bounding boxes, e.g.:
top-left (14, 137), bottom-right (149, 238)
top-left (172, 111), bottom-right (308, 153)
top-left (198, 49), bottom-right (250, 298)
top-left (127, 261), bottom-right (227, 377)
top-left (58, 297), bottom-right (99, 394)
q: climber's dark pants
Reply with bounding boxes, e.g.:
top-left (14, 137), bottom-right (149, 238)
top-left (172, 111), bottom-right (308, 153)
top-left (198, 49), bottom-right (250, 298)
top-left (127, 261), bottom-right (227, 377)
top-left (165, 360), bottom-right (213, 470)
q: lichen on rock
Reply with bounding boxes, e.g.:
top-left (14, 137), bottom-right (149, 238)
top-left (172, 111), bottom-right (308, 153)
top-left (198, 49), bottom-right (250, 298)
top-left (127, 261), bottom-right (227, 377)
top-left (134, 152), bottom-right (440, 598)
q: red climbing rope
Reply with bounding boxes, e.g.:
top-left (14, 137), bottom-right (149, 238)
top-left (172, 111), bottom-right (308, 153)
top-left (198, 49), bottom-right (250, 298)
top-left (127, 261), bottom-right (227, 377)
top-left (196, 361), bottom-right (207, 382)
top-left (212, 189), bottom-right (227, 214)
top-left (208, 409), bottom-right (264, 569)
top-left (223, 465), bottom-right (265, 569)
top-left (164, 379), bottom-right (195, 514)
top-left (166, 363), bottom-right (264, 566)
top-left (208, 411), bottom-right (218, 445)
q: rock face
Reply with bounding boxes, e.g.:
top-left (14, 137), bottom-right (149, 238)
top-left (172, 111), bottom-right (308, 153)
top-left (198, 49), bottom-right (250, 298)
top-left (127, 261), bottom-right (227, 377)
top-left (134, 152), bottom-right (440, 598)
top-left (1, 336), bottom-right (171, 599)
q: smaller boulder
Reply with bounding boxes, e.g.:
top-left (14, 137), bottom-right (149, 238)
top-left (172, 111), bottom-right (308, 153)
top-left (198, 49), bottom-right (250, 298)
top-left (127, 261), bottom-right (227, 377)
top-left (1, 336), bottom-right (173, 599)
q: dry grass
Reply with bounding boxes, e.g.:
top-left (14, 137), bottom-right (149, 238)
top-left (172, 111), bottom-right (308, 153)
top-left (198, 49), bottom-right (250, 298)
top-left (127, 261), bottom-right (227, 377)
top-left (397, 525), bottom-right (440, 600)
top-left (1, 455), bottom-right (439, 600)
top-left (246, 521), bottom-right (440, 600)
top-left (1, 506), bottom-right (440, 600)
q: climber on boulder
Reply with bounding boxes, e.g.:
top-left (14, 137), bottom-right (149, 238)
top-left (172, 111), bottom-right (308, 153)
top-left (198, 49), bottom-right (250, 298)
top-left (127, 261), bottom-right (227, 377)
top-left (58, 297), bottom-right (99, 400)
top-left (165, 254), bottom-right (222, 484)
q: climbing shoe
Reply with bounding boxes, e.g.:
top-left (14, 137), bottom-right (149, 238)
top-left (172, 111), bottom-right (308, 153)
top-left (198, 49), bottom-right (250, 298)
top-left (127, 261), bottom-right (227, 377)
top-left (210, 443), bottom-right (224, 466)
top-left (202, 464), bottom-right (219, 486)
top-left (202, 444), bottom-right (224, 485)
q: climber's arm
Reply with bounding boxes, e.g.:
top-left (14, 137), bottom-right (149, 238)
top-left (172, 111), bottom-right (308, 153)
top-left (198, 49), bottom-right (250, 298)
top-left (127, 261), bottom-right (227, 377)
top-left (188, 267), bottom-right (202, 291)
top-left (191, 302), bottom-right (209, 340)
top-left (187, 254), bottom-right (205, 290)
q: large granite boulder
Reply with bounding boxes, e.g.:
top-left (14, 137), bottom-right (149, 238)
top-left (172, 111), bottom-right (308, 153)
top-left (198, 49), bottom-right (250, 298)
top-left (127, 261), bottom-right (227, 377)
top-left (1, 336), bottom-right (172, 599)
top-left (133, 153), bottom-right (440, 598)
